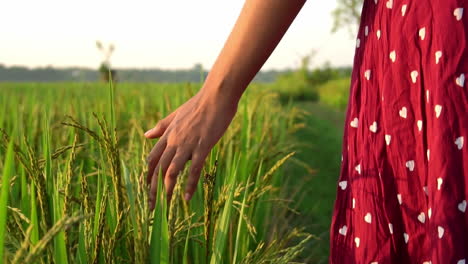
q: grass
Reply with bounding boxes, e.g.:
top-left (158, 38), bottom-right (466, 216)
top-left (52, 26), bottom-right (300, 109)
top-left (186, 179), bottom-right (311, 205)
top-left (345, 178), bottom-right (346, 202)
top-left (0, 82), bottom-right (313, 263)
top-left (0, 132), bottom-right (15, 262)
top-left (317, 78), bottom-right (350, 111)
top-left (284, 101), bottom-right (345, 264)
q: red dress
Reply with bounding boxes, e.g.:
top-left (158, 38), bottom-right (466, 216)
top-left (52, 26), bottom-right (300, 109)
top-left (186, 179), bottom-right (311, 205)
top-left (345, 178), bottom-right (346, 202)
top-left (330, 0), bottom-right (468, 263)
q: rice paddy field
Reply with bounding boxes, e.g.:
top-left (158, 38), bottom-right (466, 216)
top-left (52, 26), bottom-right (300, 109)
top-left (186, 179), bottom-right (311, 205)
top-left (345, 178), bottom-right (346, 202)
top-left (0, 81), bottom-right (346, 264)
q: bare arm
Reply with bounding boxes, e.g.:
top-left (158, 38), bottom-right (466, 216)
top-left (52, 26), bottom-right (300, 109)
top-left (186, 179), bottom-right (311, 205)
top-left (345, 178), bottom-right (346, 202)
top-left (145, 0), bottom-right (306, 209)
top-left (203, 0), bottom-right (306, 100)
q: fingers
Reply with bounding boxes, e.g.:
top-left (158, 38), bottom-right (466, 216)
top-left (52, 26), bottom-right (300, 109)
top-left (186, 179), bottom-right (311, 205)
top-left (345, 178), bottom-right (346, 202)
top-left (184, 149), bottom-right (209, 201)
top-left (146, 139), bottom-right (167, 185)
top-left (144, 111), bottom-right (177, 139)
top-left (149, 147), bottom-right (176, 210)
top-left (164, 151), bottom-right (190, 201)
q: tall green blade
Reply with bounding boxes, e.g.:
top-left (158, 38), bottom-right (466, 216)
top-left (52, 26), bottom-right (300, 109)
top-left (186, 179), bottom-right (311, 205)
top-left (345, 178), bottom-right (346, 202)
top-left (43, 117), bottom-right (68, 264)
top-left (76, 223), bottom-right (87, 264)
top-left (182, 221), bottom-right (191, 264)
top-left (232, 175), bottom-right (251, 264)
top-left (210, 155), bottom-right (239, 264)
top-left (30, 183), bottom-right (39, 245)
top-left (0, 134), bottom-right (15, 261)
top-left (149, 170), bottom-right (169, 264)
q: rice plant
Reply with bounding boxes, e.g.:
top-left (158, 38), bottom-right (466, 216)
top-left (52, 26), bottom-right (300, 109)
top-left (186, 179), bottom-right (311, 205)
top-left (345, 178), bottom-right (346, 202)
top-left (0, 82), bottom-right (311, 263)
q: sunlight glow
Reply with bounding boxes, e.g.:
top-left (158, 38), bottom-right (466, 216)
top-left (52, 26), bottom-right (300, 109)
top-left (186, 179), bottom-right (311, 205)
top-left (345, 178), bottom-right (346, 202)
top-left (0, 0), bottom-right (356, 70)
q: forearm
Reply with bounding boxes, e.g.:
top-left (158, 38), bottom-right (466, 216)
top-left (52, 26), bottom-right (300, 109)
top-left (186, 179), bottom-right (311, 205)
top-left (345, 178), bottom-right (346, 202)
top-left (202, 0), bottom-right (306, 102)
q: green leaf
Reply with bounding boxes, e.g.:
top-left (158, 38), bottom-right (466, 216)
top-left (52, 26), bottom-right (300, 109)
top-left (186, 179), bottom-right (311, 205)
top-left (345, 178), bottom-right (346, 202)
top-left (149, 169), bottom-right (169, 264)
top-left (0, 133), bottom-right (15, 262)
top-left (210, 155), bottom-right (239, 264)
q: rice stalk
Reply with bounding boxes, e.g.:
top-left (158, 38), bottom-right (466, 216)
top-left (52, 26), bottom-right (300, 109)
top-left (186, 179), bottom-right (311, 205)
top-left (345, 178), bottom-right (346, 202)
top-left (11, 224), bottom-right (33, 264)
top-left (22, 214), bottom-right (86, 264)
top-left (203, 162), bottom-right (217, 263)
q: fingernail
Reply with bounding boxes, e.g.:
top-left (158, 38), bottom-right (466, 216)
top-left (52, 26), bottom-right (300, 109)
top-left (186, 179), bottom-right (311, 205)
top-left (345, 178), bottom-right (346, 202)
top-left (144, 129), bottom-right (152, 136)
top-left (184, 193), bottom-right (191, 201)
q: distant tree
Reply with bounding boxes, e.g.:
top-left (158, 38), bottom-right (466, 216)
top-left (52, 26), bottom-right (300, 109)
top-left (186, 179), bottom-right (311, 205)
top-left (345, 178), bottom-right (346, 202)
top-left (96, 41), bottom-right (117, 82)
top-left (272, 51), bottom-right (342, 102)
top-left (192, 63), bottom-right (206, 82)
top-left (331, 0), bottom-right (364, 36)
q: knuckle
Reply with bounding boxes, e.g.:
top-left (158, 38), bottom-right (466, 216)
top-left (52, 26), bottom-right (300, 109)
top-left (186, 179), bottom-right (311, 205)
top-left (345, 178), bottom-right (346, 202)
top-left (146, 153), bottom-right (155, 163)
top-left (167, 169), bottom-right (179, 179)
top-left (191, 165), bottom-right (202, 174)
top-left (187, 177), bottom-right (197, 187)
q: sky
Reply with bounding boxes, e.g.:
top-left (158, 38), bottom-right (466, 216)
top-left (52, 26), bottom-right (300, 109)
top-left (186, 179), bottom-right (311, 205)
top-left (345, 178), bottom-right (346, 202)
top-left (0, 0), bottom-right (358, 70)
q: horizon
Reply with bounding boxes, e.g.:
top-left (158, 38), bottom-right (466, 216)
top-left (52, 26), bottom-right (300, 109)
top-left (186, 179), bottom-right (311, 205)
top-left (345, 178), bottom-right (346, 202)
top-left (0, 1), bottom-right (357, 71)
top-left (0, 62), bottom-right (353, 71)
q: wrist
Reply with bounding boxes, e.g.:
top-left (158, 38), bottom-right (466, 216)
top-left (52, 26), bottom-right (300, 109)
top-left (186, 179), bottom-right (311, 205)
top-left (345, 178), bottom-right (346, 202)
top-left (200, 71), bottom-right (244, 110)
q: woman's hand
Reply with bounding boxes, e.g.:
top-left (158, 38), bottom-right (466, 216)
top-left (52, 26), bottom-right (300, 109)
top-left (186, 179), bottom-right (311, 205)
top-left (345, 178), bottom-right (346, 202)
top-left (144, 0), bottom-right (305, 210)
top-left (144, 88), bottom-right (238, 210)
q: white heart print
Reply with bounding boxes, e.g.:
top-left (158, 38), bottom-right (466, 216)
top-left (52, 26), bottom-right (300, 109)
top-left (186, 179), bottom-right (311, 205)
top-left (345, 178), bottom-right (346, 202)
top-left (364, 212), bottom-right (372, 223)
top-left (423, 262), bottom-right (432, 264)
top-left (385, 135), bottom-right (392, 146)
top-left (365, 69), bottom-right (371, 80)
top-left (350, 117), bottom-right (359, 128)
top-left (339, 225), bottom-right (347, 236)
top-left (377, 30), bottom-right (381, 39)
top-left (418, 212), bottom-right (426, 223)
top-left (399, 107), bottom-right (408, 118)
top-left (419, 27), bottom-right (426, 40)
top-left (369, 121), bottom-right (378, 133)
top-left (458, 259), bottom-right (466, 264)
top-left (456, 73), bottom-right (465, 87)
top-left (352, 198), bottom-right (356, 209)
top-left (354, 237), bottom-right (360, 247)
top-left (355, 164), bottom-right (361, 174)
top-left (403, 233), bottom-right (409, 244)
top-left (438, 226), bottom-right (444, 238)
top-left (427, 149), bottom-right (430, 161)
top-left (339, 181), bottom-right (348, 190)
top-left (389, 223), bottom-right (394, 234)
top-left (454, 8), bottom-right (464, 21)
top-left (417, 120), bottom-right (423, 132)
top-left (397, 194), bottom-right (402, 205)
top-left (411, 70), bottom-right (419, 83)
top-left (386, 0), bottom-right (393, 9)
top-left (428, 208), bottom-right (432, 219)
top-left (356, 38), bottom-right (361, 48)
top-left (455, 137), bottom-right (464, 150)
top-left (365, 26), bottom-right (369, 36)
top-left (406, 160), bottom-right (415, 171)
top-left (435, 105), bottom-right (442, 118)
top-left (401, 4), bottom-right (407, 16)
top-left (435, 51), bottom-right (442, 64)
top-left (426, 90), bottom-right (430, 103)
top-left (390, 50), bottom-right (396, 62)
top-left (437, 177), bottom-right (443, 190)
top-left (459, 200), bottom-right (467, 213)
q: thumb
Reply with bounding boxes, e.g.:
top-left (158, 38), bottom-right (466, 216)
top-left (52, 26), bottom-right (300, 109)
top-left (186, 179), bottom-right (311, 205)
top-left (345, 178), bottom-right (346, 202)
top-left (144, 112), bottom-right (176, 139)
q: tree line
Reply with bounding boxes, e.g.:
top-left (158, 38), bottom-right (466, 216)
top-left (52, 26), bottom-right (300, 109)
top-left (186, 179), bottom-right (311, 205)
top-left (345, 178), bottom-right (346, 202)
top-left (0, 64), bottom-right (351, 83)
